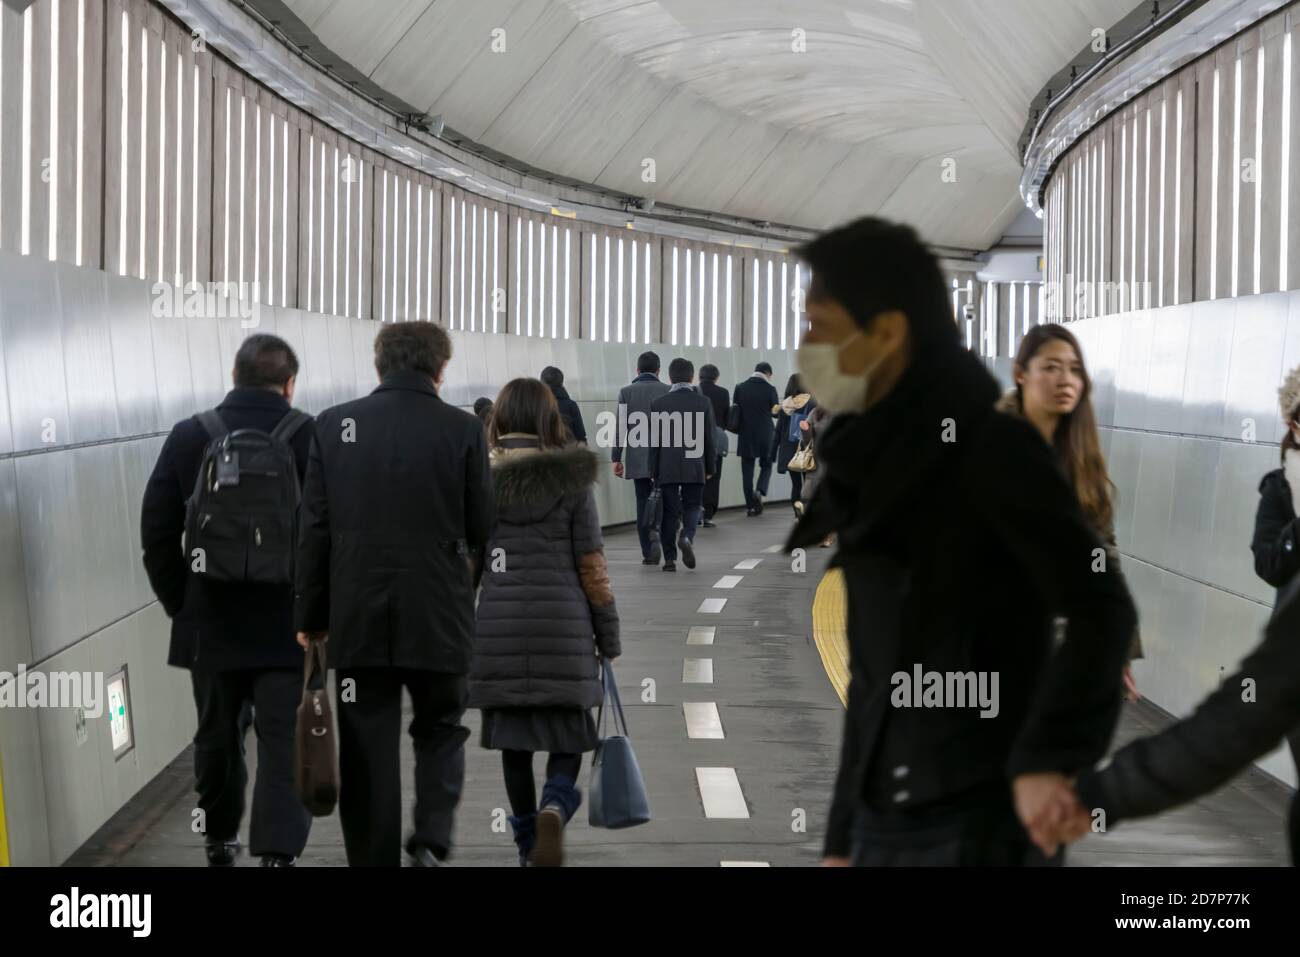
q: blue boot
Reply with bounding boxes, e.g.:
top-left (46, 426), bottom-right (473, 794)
top-left (508, 813), bottom-right (536, 867)
top-left (533, 775), bottom-right (583, 867)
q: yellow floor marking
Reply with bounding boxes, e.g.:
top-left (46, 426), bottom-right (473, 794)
top-left (811, 567), bottom-right (849, 708)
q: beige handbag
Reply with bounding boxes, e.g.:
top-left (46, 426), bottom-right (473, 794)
top-left (787, 439), bottom-right (816, 473)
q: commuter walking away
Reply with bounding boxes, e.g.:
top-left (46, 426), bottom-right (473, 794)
top-left (698, 364), bottom-right (730, 527)
top-left (786, 216), bottom-right (1136, 867)
top-left (772, 374), bottom-right (816, 517)
top-left (647, 358), bottom-right (716, 572)
top-left (474, 396), bottom-right (495, 429)
top-left (996, 324), bottom-right (1143, 701)
top-left (612, 352), bottom-right (671, 563)
top-left (141, 333), bottom-right (314, 867)
top-left (295, 322), bottom-right (494, 867)
top-left (731, 361), bottom-right (780, 515)
top-left (1249, 361), bottom-right (1300, 849)
top-left (800, 405), bottom-right (834, 546)
top-left (541, 366), bottom-right (587, 444)
top-left (469, 378), bottom-right (621, 866)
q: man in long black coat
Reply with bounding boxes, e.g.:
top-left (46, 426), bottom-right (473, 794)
top-left (788, 217), bottom-right (1137, 866)
top-left (141, 333), bottom-right (313, 867)
top-left (295, 321), bottom-right (494, 867)
top-left (731, 362), bottom-right (779, 515)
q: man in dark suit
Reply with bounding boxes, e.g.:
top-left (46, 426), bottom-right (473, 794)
top-left (612, 351), bottom-right (671, 563)
top-left (141, 333), bottom-right (313, 868)
top-left (541, 365), bottom-right (586, 443)
top-left (648, 359), bottom-right (716, 571)
top-left (698, 364), bottom-right (729, 527)
top-left (732, 361), bottom-right (780, 515)
top-left (295, 322), bottom-right (494, 867)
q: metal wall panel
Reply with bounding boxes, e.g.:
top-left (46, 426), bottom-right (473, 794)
top-left (0, 255), bottom-right (71, 452)
top-left (1221, 290), bottom-right (1288, 440)
top-left (0, 458), bottom-right (33, 673)
top-left (148, 306), bottom-right (195, 429)
top-left (15, 448), bottom-right (89, 660)
top-left (59, 264), bottom-right (121, 443)
top-left (70, 441), bottom-right (137, 632)
top-left (105, 271), bottom-right (162, 435)
top-left (1178, 298), bottom-right (1236, 437)
top-left (1129, 432), bottom-right (1178, 572)
top-left (1143, 305), bottom-right (1191, 434)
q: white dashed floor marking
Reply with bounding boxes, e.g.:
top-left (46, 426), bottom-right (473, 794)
top-left (686, 625), bottom-right (716, 645)
top-left (697, 597), bottom-right (727, 613)
top-left (713, 575), bottom-right (743, 589)
top-left (696, 767), bottom-right (749, 818)
top-left (683, 702), bottom-right (724, 739)
top-left (682, 658), bottom-right (713, 683)
top-left (734, 558), bottom-right (761, 570)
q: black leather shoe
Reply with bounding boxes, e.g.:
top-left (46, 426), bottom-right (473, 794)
top-left (642, 557), bottom-right (657, 565)
top-left (205, 838), bottom-right (240, 867)
top-left (259, 853), bottom-right (296, 867)
top-left (678, 533), bottom-right (695, 569)
top-left (662, 561), bottom-right (676, 572)
top-left (754, 499), bottom-right (764, 515)
top-left (745, 508), bottom-right (756, 517)
top-left (701, 519), bottom-right (717, 528)
top-left (409, 845), bottom-right (442, 868)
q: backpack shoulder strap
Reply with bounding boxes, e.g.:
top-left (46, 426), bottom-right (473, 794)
top-left (196, 409), bottom-right (228, 442)
top-left (270, 408), bottom-right (310, 444)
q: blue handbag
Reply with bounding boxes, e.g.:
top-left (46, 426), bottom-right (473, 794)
top-left (589, 659), bottom-right (652, 829)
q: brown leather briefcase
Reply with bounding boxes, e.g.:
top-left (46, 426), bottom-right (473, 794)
top-left (295, 639), bottom-right (338, 816)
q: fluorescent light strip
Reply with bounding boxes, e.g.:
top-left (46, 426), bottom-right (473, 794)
top-left (629, 239), bottom-right (638, 343)
top-left (1144, 110), bottom-right (1151, 307)
top-left (1282, 35), bottom-right (1292, 290)
top-left (712, 252), bottom-right (720, 347)
top-left (526, 218), bottom-right (534, 336)
top-left (780, 260), bottom-right (788, 350)
top-left (563, 224), bottom-right (570, 339)
top-left (671, 245), bottom-right (678, 344)
top-left (1211, 67), bottom-right (1220, 300)
top-left (535, 214), bottom-right (543, 335)
top-left (1174, 90), bottom-right (1182, 303)
top-left (344, 153), bottom-right (352, 315)
top-left (283, 124), bottom-right (290, 307)
top-left (1231, 56), bottom-right (1241, 298)
top-left (1255, 47), bottom-right (1264, 295)
top-left (1159, 101), bottom-right (1166, 306)
top-left (306, 133), bottom-right (314, 309)
top-left (379, 170), bottom-right (386, 321)
top-left (118, 12), bottom-right (127, 274)
top-left (683, 244), bottom-right (692, 345)
top-left (155, 41), bottom-right (165, 279)
top-left (19, 5), bottom-right (30, 257)
top-left (239, 95), bottom-right (246, 290)
top-left (174, 52), bottom-right (182, 285)
top-left (403, 179), bottom-right (410, 319)
top-left (267, 116), bottom-right (275, 304)
top-left (725, 254), bottom-right (733, 348)
top-left (698, 250), bottom-right (706, 345)
top-left (766, 259), bottom-right (774, 349)
top-left (48, 0), bottom-right (58, 260)
top-left (138, 27), bottom-right (147, 277)
top-left (76, 0), bottom-right (86, 266)
top-left (644, 242), bottom-right (651, 342)
top-left (617, 237), bottom-right (624, 342)
top-left (447, 196), bottom-right (455, 325)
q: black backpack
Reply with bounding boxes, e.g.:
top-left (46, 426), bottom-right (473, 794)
top-left (184, 408), bottom-right (310, 585)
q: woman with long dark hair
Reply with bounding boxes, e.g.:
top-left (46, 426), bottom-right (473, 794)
top-left (997, 324), bottom-right (1142, 698)
top-left (469, 378), bottom-right (621, 865)
top-left (772, 373), bottom-right (816, 515)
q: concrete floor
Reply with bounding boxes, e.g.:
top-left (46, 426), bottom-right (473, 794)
top-left (67, 506), bottom-right (1292, 866)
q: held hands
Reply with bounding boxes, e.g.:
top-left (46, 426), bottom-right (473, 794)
top-left (1012, 772), bottom-right (1092, 856)
top-left (612, 461), bottom-right (625, 478)
top-left (296, 631), bottom-right (328, 649)
top-left (799, 419), bottom-right (810, 432)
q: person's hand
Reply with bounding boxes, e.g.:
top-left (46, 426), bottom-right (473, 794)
top-left (612, 461), bottom-right (624, 478)
top-left (1122, 663), bottom-right (1140, 702)
top-left (799, 419), bottom-right (810, 432)
top-left (297, 630), bottom-right (328, 648)
top-left (821, 856), bottom-right (852, 867)
top-left (1013, 772), bottom-right (1088, 856)
top-left (705, 473), bottom-right (713, 481)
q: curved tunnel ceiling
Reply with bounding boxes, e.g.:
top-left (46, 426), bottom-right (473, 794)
top-left (280, 0), bottom-right (1137, 252)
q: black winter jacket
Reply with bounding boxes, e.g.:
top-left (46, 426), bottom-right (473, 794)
top-left (549, 384), bottom-right (587, 444)
top-left (294, 372), bottom-right (494, 672)
top-left (469, 439), bottom-right (620, 709)
top-left (1252, 461), bottom-right (1300, 598)
top-left (788, 345), bottom-right (1137, 858)
top-left (1075, 573), bottom-right (1300, 863)
top-left (141, 387), bottom-right (313, 671)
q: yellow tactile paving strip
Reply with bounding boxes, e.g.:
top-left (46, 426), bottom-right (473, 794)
top-left (811, 567), bottom-right (849, 708)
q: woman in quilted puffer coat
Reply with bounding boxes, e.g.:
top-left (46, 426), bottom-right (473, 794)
top-left (469, 377), bottom-right (620, 867)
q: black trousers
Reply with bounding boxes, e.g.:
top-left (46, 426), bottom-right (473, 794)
top-left (740, 456), bottom-right (772, 508)
top-left (788, 470), bottom-right (804, 503)
top-left (190, 667), bottom-right (311, 858)
top-left (632, 477), bottom-right (656, 559)
top-left (1288, 729), bottom-right (1300, 864)
top-left (849, 785), bottom-right (1062, 867)
top-left (660, 482), bottom-right (704, 560)
top-left (703, 455), bottom-right (723, 519)
top-left (335, 668), bottom-right (469, 866)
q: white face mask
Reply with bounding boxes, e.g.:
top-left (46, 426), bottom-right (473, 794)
top-left (796, 332), bottom-right (871, 414)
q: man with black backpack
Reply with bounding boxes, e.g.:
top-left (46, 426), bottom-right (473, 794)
top-left (141, 333), bottom-right (313, 868)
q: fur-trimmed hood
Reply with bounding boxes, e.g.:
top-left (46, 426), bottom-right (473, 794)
top-left (491, 443), bottom-right (600, 520)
